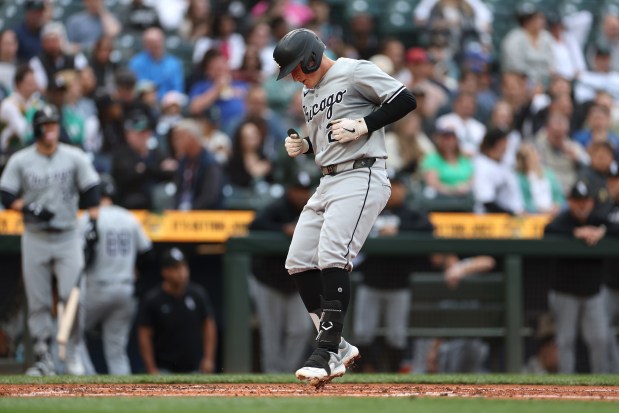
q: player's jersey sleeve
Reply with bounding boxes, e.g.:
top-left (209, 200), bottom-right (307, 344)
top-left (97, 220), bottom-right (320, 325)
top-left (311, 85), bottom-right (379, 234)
top-left (0, 152), bottom-right (23, 195)
top-left (74, 149), bottom-right (100, 191)
top-left (133, 216), bottom-right (152, 253)
top-left (352, 60), bottom-right (406, 106)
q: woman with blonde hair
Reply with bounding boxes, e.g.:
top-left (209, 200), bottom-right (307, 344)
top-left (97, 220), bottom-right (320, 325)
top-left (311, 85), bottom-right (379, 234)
top-left (516, 142), bottom-right (565, 214)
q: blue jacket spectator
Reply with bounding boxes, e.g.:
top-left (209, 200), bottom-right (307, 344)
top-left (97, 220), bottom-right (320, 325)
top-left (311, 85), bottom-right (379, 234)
top-left (129, 28), bottom-right (184, 101)
top-left (13, 0), bottom-right (48, 62)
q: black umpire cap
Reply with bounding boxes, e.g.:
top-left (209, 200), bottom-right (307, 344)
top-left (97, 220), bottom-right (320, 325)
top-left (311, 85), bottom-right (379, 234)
top-left (568, 180), bottom-right (593, 200)
top-left (160, 248), bottom-right (186, 268)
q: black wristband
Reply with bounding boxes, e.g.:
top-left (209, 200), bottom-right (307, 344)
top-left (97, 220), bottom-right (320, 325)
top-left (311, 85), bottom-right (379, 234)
top-left (304, 137), bottom-right (314, 154)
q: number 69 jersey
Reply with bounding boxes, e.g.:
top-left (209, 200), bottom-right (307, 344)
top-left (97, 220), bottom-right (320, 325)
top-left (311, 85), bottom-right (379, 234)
top-left (80, 205), bottom-right (152, 283)
top-left (302, 58), bottom-right (407, 168)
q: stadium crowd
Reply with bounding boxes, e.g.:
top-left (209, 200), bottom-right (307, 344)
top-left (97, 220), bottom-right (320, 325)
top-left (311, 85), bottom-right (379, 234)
top-left (0, 0), bottom-right (619, 375)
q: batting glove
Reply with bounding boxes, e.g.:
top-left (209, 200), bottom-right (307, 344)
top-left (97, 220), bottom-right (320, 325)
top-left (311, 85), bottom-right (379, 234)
top-left (329, 118), bottom-right (368, 143)
top-left (284, 133), bottom-right (309, 157)
top-left (83, 217), bottom-right (99, 269)
top-left (22, 203), bottom-right (55, 222)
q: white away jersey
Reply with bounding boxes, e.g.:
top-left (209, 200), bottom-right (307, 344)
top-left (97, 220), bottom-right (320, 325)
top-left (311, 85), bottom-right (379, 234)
top-left (301, 58), bottom-right (406, 167)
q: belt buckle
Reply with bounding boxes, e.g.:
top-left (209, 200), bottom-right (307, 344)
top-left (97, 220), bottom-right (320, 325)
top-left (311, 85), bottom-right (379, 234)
top-left (323, 164), bottom-right (337, 175)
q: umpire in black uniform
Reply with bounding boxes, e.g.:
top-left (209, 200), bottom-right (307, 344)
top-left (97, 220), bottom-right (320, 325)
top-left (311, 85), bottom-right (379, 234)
top-left (544, 180), bottom-right (619, 373)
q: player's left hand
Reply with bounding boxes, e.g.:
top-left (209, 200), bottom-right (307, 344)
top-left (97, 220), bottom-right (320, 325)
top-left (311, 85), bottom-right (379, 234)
top-left (84, 217), bottom-right (99, 269)
top-left (329, 118), bottom-right (368, 143)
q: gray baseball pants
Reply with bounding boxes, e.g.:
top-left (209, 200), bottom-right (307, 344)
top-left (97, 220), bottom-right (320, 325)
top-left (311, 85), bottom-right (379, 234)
top-left (549, 290), bottom-right (609, 373)
top-left (21, 229), bottom-right (84, 350)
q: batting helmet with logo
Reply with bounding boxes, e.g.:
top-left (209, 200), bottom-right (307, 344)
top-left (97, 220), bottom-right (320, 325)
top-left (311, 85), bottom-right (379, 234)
top-left (32, 104), bottom-right (60, 139)
top-left (273, 28), bottom-right (325, 81)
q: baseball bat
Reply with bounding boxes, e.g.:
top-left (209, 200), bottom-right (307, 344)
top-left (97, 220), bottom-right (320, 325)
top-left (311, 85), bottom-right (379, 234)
top-left (288, 128), bottom-right (301, 139)
top-left (56, 272), bottom-right (83, 361)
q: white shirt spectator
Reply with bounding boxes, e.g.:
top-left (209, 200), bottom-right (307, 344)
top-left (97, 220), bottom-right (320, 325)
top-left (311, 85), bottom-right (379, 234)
top-left (436, 113), bottom-right (486, 156)
top-left (414, 0), bottom-right (493, 34)
top-left (193, 33), bottom-right (246, 70)
top-left (473, 154), bottom-right (524, 214)
top-left (0, 92), bottom-right (30, 151)
top-left (574, 70), bottom-right (619, 104)
top-left (550, 31), bottom-right (587, 81)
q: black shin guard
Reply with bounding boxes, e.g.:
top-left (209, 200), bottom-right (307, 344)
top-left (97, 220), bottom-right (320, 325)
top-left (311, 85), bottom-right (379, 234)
top-left (293, 269), bottom-right (323, 317)
top-left (321, 267), bottom-right (351, 313)
top-left (316, 298), bottom-right (344, 353)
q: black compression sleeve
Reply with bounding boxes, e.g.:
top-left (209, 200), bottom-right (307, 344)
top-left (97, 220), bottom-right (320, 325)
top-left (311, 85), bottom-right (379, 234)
top-left (80, 184), bottom-right (101, 208)
top-left (0, 189), bottom-right (17, 209)
top-left (363, 88), bottom-right (417, 133)
top-left (483, 201), bottom-right (513, 215)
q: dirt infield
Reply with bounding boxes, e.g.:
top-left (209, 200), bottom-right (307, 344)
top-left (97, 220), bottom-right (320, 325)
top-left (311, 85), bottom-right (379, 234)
top-left (1, 383), bottom-right (619, 400)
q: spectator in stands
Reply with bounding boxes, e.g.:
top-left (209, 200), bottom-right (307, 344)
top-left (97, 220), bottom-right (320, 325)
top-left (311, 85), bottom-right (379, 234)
top-left (135, 80), bottom-right (159, 119)
top-left (193, 106), bottom-right (232, 166)
top-left (24, 71), bottom-right (86, 148)
top-left (547, 11), bottom-right (587, 82)
top-left (385, 112), bottom-right (433, 176)
top-left (29, 22), bottom-right (89, 91)
top-left (94, 93), bottom-right (124, 167)
top-left (111, 109), bottom-right (176, 210)
top-left (530, 76), bottom-right (575, 136)
top-left (188, 49), bottom-right (249, 134)
top-left (245, 21), bottom-right (277, 78)
top-left (114, 68), bottom-right (153, 123)
top-left (487, 100), bottom-right (521, 169)
top-left (500, 71), bottom-right (535, 138)
top-left (501, 3), bottom-right (554, 90)
top-left (343, 12), bottom-right (379, 60)
top-left (170, 119), bottom-right (224, 211)
top-left (516, 143), bottom-right (565, 215)
top-left (577, 141), bottom-right (616, 214)
top-left (414, 0), bottom-right (493, 55)
top-left (576, 44), bottom-right (619, 106)
top-left (0, 66), bottom-right (38, 167)
top-left (232, 45), bottom-right (264, 85)
top-left (421, 126), bottom-right (473, 197)
top-left (225, 85), bottom-right (286, 161)
top-left (14, 0), bottom-right (49, 63)
top-left (178, 0), bottom-right (211, 43)
top-left (536, 112), bottom-right (589, 194)
top-left (226, 117), bottom-right (272, 189)
top-left (155, 91), bottom-right (185, 153)
top-left (473, 128), bottom-right (524, 215)
top-left (251, 0), bottom-right (314, 29)
top-left (544, 180), bottom-right (618, 373)
top-left (66, 0), bottom-right (122, 52)
top-left (604, 164), bottom-right (619, 373)
top-left (64, 68), bottom-right (99, 153)
top-left (572, 104), bottom-right (619, 160)
top-left (248, 171), bottom-right (315, 372)
top-left (405, 47), bottom-right (448, 121)
top-left (592, 14), bottom-right (619, 72)
top-left (129, 27), bottom-right (184, 102)
top-left (436, 92), bottom-right (486, 157)
top-left (121, 0), bottom-right (161, 33)
top-left (379, 37), bottom-right (409, 86)
top-left (193, 13), bottom-right (246, 71)
top-left (138, 247), bottom-right (217, 374)
top-left (89, 36), bottom-right (118, 95)
top-left (353, 170), bottom-right (434, 372)
top-left (0, 30), bottom-right (19, 94)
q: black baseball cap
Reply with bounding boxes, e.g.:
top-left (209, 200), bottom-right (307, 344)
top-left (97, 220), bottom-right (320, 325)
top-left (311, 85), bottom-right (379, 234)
top-left (569, 180), bottom-right (593, 199)
top-left (124, 110), bottom-right (151, 132)
top-left (25, 0), bottom-right (46, 10)
top-left (160, 248), bottom-right (186, 268)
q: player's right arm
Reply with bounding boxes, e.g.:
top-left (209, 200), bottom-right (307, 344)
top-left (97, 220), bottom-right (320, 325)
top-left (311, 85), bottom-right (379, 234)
top-left (284, 128), bottom-right (313, 157)
top-left (0, 153), bottom-right (23, 211)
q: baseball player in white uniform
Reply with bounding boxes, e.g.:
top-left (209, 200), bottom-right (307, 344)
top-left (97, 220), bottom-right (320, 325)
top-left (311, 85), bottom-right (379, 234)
top-left (79, 175), bottom-right (152, 375)
top-left (273, 28), bottom-right (417, 387)
top-left (0, 104), bottom-right (100, 376)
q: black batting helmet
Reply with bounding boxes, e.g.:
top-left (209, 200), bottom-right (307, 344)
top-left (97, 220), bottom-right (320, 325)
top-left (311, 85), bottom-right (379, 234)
top-left (273, 28), bottom-right (325, 81)
top-left (32, 104), bottom-right (60, 139)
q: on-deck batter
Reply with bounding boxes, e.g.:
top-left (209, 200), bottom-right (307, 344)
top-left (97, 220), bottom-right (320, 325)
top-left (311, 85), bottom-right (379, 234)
top-left (273, 28), bottom-right (417, 387)
top-left (0, 104), bottom-right (100, 376)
